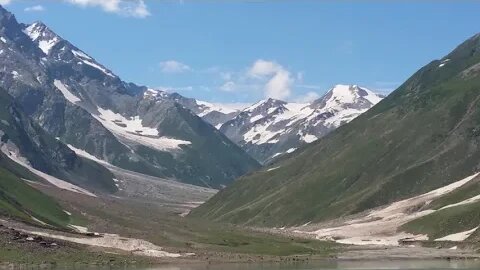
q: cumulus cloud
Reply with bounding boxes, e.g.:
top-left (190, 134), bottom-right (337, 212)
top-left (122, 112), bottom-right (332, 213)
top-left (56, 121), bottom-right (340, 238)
top-left (248, 59), bottom-right (293, 100)
top-left (220, 81), bottom-right (236, 92)
top-left (0, 0), bottom-right (11, 5)
top-left (212, 61), bottom-right (321, 102)
top-left (66, 0), bottom-right (150, 18)
top-left (24, 5), bottom-right (45, 12)
top-left (159, 60), bottom-right (191, 73)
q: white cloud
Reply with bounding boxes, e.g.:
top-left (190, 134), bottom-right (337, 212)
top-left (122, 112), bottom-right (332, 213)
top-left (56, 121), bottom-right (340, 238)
top-left (24, 5), bottom-right (45, 12)
top-left (248, 59), bottom-right (293, 100)
top-left (264, 69), bottom-right (292, 100)
top-left (220, 81), bottom-right (236, 92)
top-left (159, 60), bottom-right (191, 73)
top-left (248, 59), bottom-right (283, 78)
top-left (66, 0), bottom-right (150, 18)
top-left (294, 91), bottom-right (320, 103)
top-left (0, 0), bottom-right (11, 5)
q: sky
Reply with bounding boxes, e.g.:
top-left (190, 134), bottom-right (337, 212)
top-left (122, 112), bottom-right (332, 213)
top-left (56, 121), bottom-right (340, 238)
top-left (3, 0), bottom-right (480, 104)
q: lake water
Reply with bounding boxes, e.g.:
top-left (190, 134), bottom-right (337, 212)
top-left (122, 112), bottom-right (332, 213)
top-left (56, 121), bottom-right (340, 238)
top-left (137, 260), bottom-right (480, 270)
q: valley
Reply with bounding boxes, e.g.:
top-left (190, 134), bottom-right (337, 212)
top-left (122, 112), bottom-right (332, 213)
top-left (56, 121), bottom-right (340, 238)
top-left (0, 2), bottom-right (479, 268)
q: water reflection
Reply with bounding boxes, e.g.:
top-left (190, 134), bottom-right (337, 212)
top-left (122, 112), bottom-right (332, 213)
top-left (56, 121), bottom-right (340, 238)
top-left (142, 259), bottom-right (480, 270)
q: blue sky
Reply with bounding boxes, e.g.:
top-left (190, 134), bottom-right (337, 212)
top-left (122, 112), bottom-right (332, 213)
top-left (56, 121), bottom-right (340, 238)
top-left (4, 1), bottom-right (480, 103)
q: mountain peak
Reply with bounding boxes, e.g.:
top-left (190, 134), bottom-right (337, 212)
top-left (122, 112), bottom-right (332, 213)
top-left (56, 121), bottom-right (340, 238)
top-left (245, 98), bottom-right (286, 112)
top-left (314, 84), bottom-right (382, 109)
top-left (0, 4), bottom-right (14, 21)
top-left (22, 21), bottom-right (61, 55)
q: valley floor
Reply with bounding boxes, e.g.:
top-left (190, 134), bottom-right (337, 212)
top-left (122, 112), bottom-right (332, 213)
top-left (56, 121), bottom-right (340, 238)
top-left (0, 168), bottom-right (338, 266)
top-left (1, 167), bottom-right (479, 267)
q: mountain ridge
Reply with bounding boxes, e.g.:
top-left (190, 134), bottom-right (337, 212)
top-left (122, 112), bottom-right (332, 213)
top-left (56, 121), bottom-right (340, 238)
top-left (218, 84), bottom-right (383, 163)
top-left (0, 6), bottom-right (259, 188)
top-left (191, 32), bottom-right (480, 228)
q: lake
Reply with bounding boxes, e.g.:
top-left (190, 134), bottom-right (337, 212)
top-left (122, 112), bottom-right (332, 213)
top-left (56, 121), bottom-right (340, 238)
top-left (138, 260), bottom-right (480, 270)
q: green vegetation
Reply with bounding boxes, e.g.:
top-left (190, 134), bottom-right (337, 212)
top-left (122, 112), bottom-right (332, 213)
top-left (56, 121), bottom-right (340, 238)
top-left (172, 221), bottom-right (340, 256)
top-left (428, 176), bottom-right (480, 210)
top-left (0, 155), bottom-right (69, 228)
top-left (401, 201), bottom-right (480, 240)
top-left (60, 189), bottom-right (340, 258)
top-left (191, 33), bottom-right (480, 227)
top-left (0, 232), bottom-right (152, 266)
top-left (190, 226), bottom-right (338, 256)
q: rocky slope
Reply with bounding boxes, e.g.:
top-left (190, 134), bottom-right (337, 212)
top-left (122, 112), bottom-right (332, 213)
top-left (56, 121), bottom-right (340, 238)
top-left (0, 6), bottom-right (259, 188)
top-left (0, 87), bottom-right (116, 193)
top-left (191, 32), bottom-right (480, 236)
top-left (162, 92), bottom-right (245, 128)
top-left (219, 85), bottom-right (383, 163)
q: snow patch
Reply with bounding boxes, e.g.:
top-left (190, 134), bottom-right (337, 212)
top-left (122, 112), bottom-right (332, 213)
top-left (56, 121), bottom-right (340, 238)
top-left (286, 148), bottom-right (296, 154)
top-left (249, 114), bottom-right (264, 123)
top-left (301, 133), bottom-right (317, 143)
top-left (69, 225), bottom-right (89, 233)
top-left (270, 152), bottom-right (282, 159)
top-left (143, 88), bottom-right (169, 100)
top-left (267, 166), bottom-right (280, 172)
top-left (54, 80), bottom-right (81, 103)
top-left (38, 39), bottom-right (58, 54)
top-left (10, 71), bottom-right (19, 79)
top-left (196, 100), bottom-right (247, 117)
top-left (66, 144), bottom-right (110, 166)
top-left (435, 227), bottom-right (478, 242)
top-left (0, 37), bottom-right (6, 43)
top-left (439, 194), bottom-right (480, 210)
top-left (23, 23), bottom-right (59, 54)
top-left (20, 229), bottom-right (189, 258)
top-left (71, 49), bottom-right (92, 60)
top-left (295, 172), bottom-right (480, 246)
top-left (31, 216), bottom-right (48, 226)
top-left (0, 143), bottom-right (96, 197)
top-left (93, 107), bottom-right (191, 152)
top-left (80, 59), bottom-right (115, 77)
top-left (439, 58), bottom-right (450, 68)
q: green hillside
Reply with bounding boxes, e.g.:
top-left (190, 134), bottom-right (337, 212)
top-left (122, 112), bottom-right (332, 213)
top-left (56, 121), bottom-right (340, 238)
top-left (0, 152), bottom-right (69, 228)
top-left (191, 33), bottom-right (480, 227)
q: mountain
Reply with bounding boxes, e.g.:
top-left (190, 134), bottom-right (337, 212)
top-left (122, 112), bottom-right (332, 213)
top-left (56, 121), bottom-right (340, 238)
top-left (148, 90), bottom-right (246, 128)
top-left (191, 32), bottom-right (480, 237)
top-left (0, 158), bottom-right (71, 228)
top-left (0, 84), bottom-right (115, 228)
top-left (0, 6), bottom-right (259, 189)
top-left (0, 87), bottom-right (116, 193)
top-left (218, 85), bottom-right (383, 163)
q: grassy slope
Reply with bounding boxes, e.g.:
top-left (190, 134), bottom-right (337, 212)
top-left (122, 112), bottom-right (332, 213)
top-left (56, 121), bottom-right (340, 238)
top-left (0, 154), bottom-right (69, 228)
top-left (400, 176), bottom-right (480, 241)
top-left (401, 201), bottom-right (480, 241)
top-left (191, 34), bottom-right (480, 227)
top-left (0, 230), bottom-right (152, 265)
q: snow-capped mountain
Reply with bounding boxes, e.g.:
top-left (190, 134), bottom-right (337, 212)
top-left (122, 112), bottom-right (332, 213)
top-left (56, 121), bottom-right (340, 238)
top-left (143, 89), bottom-right (246, 128)
top-left (219, 85), bottom-right (384, 163)
top-left (0, 6), bottom-right (259, 189)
